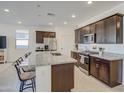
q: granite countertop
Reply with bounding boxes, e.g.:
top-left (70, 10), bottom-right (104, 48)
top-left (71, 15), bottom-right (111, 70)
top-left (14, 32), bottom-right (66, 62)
top-left (36, 51), bottom-right (77, 66)
top-left (71, 49), bottom-right (83, 53)
top-left (71, 50), bottom-right (124, 61)
top-left (90, 52), bottom-right (124, 61)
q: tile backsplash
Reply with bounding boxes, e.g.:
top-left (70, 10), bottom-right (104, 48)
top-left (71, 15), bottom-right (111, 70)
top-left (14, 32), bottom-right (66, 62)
top-left (78, 44), bottom-right (124, 54)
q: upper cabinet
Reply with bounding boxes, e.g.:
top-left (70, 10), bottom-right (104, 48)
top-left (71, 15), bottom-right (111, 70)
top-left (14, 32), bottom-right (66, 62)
top-left (36, 31), bottom-right (56, 43)
top-left (90, 24), bottom-right (96, 34)
top-left (82, 25), bottom-right (90, 34)
top-left (104, 16), bottom-right (117, 44)
top-left (75, 28), bottom-right (81, 44)
top-left (96, 20), bottom-right (105, 43)
top-left (97, 15), bottom-right (123, 44)
top-left (75, 13), bottom-right (123, 44)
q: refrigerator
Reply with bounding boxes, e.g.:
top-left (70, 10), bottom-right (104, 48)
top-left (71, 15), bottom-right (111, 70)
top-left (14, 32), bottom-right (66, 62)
top-left (44, 38), bottom-right (57, 51)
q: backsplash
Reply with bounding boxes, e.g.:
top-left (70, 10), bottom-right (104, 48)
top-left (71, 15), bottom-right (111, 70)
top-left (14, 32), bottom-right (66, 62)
top-left (78, 44), bottom-right (124, 54)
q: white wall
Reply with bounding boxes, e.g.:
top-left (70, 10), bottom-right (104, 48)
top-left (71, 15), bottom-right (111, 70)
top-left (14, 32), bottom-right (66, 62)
top-left (0, 24), bottom-right (74, 62)
top-left (55, 26), bottom-right (75, 57)
top-left (77, 3), bottom-right (124, 84)
top-left (0, 24), bottom-right (54, 62)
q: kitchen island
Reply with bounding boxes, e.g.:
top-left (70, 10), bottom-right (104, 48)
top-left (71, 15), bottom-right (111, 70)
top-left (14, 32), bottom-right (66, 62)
top-left (34, 51), bottom-right (76, 92)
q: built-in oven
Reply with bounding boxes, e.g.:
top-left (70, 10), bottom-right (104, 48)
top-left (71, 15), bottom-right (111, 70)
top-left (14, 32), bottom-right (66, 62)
top-left (78, 54), bottom-right (90, 75)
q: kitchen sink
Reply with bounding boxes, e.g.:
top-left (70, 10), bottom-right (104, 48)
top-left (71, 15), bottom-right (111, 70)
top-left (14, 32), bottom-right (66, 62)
top-left (51, 52), bottom-right (62, 56)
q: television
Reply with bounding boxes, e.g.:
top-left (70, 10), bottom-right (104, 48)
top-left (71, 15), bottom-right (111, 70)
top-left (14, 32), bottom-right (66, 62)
top-left (0, 36), bottom-right (6, 49)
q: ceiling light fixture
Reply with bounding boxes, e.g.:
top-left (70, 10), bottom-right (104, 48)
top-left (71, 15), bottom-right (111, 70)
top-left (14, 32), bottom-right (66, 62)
top-left (37, 5), bottom-right (41, 7)
top-left (72, 14), bottom-right (76, 18)
top-left (38, 14), bottom-right (41, 16)
top-left (88, 1), bottom-right (92, 4)
top-left (64, 21), bottom-right (67, 25)
top-left (4, 9), bottom-right (10, 13)
top-left (47, 13), bottom-right (55, 17)
top-left (49, 22), bottom-right (53, 25)
top-left (18, 21), bottom-right (22, 24)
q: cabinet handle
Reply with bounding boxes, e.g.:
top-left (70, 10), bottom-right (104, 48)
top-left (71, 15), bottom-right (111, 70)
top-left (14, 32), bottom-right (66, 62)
top-left (96, 64), bottom-right (99, 68)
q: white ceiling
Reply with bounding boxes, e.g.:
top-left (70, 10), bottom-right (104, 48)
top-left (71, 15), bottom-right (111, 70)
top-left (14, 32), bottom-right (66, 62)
top-left (0, 1), bottom-right (123, 27)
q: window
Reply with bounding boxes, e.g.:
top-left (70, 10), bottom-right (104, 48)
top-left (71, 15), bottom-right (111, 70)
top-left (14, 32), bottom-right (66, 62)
top-left (16, 30), bottom-right (29, 49)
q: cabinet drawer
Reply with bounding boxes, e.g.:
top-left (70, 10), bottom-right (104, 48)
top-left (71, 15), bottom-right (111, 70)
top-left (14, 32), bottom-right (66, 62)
top-left (93, 57), bottom-right (110, 64)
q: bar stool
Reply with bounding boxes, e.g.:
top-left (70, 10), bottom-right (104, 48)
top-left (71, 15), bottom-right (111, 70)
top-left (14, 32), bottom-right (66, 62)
top-left (17, 57), bottom-right (35, 72)
top-left (14, 63), bottom-right (36, 92)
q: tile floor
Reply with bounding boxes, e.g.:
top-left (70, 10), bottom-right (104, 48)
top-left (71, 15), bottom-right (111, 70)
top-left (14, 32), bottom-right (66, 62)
top-left (0, 63), bottom-right (124, 92)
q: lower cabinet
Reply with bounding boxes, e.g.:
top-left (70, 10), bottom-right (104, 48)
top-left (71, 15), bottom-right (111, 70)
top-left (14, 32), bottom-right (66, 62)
top-left (90, 56), bottom-right (122, 87)
top-left (90, 58), bottom-right (99, 78)
top-left (99, 62), bottom-right (109, 84)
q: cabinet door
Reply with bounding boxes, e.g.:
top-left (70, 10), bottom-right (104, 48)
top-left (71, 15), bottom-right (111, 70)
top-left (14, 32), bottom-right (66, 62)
top-left (99, 62), bottom-right (109, 84)
top-left (104, 16), bottom-right (116, 44)
top-left (50, 32), bottom-right (56, 38)
top-left (75, 29), bottom-right (81, 44)
top-left (83, 26), bottom-right (90, 34)
top-left (116, 16), bottom-right (123, 44)
top-left (96, 21), bottom-right (105, 43)
top-left (75, 30), bottom-right (80, 44)
top-left (90, 24), bottom-right (96, 34)
top-left (46, 32), bottom-right (55, 38)
top-left (36, 31), bottom-right (44, 43)
top-left (52, 64), bottom-right (74, 92)
top-left (90, 57), bottom-right (99, 78)
top-left (79, 28), bottom-right (84, 43)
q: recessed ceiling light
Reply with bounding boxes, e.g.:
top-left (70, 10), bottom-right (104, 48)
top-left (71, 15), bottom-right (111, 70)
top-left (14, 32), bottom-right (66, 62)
top-left (37, 5), bottom-right (41, 7)
top-left (72, 14), bottom-right (76, 18)
top-left (4, 9), bottom-right (10, 13)
top-left (49, 22), bottom-right (53, 25)
top-left (64, 21), bottom-right (67, 25)
top-left (38, 14), bottom-right (41, 16)
top-left (18, 21), bottom-right (22, 24)
top-left (47, 13), bottom-right (55, 17)
top-left (88, 1), bottom-right (92, 4)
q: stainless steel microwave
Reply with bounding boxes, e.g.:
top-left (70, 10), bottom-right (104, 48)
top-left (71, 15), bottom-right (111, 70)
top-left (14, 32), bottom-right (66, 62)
top-left (83, 34), bottom-right (96, 44)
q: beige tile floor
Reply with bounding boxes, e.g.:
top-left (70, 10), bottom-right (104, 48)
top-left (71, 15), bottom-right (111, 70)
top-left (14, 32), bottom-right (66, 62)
top-left (0, 63), bottom-right (124, 92)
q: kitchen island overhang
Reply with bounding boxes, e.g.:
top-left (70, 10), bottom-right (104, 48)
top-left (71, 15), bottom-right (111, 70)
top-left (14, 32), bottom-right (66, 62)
top-left (35, 51), bottom-right (77, 92)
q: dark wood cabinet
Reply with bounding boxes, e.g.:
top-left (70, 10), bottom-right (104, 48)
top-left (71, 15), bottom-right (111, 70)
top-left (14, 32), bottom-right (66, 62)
top-left (90, 58), bottom-right (99, 78)
top-left (90, 24), bottom-right (96, 34)
top-left (36, 31), bottom-right (44, 43)
top-left (75, 29), bottom-right (81, 44)
top-left (79, 28), bottom-right (84, 43)
top-left (116, 15), bottom-right (123, 43)
top-left (82, 26), bottom-right (90, 34)
top-left (96, 20), bottom-right (105, 43)
top-left (52, 63), bottom-right (74, 92)
top-left (74, 13), bottom-right (123, 44)
top-left (104, 16), bottom-right (116, 44)
top-left (36, 31), bottom-right (56, 43)
top-left (99, 62), bottom-right (109, 84)
top-left (90, 56), bottom-right (122, 87)
top-left (102, 15), bottom-right (123, 44)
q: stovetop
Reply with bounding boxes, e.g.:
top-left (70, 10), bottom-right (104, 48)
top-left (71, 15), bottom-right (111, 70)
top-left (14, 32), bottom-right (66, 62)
top-left (79, 51), bottom-right (99, 56)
